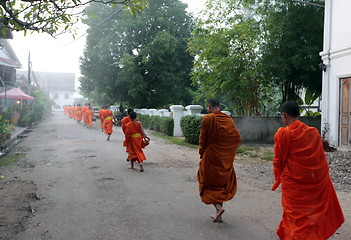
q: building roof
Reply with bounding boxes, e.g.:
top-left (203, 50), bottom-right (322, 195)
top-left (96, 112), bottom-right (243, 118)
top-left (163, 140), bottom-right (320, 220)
top-left (0, 39), bottom-right (22, 68)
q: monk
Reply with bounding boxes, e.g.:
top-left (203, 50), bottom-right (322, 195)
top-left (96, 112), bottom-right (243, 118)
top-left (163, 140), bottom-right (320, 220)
top-left (102, 106), bottom-right (117, 141)
top-left (197, 98), bottom-right (241, 223)
top-left (81, 103), bottom-right (88, 126)
top-left (98, 107), bottom-right (105, 132)
top-left (125, 111), bottom-right (149, 172)
top-left (272, 100), bottom-right (344, 240)
top-left (121, 109), bottom-right (133, 160)
top-left (75, 104), bottom-right (83, 123)
top-left (86, 106), bottom-right (93, 129)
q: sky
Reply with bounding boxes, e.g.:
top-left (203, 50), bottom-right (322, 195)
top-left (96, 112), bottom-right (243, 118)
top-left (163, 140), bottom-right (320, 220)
top-left (9, 0), bottom-right (205, 77)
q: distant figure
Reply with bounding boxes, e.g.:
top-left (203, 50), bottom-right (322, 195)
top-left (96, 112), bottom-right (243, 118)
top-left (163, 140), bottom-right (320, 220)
top-left (125, 111), bottom-right (149, 172)
top-left (272, 100), bottom-right (344, 239)
top-left (76, 104), bottom-right (82, 123)
top-left (102, 106), bottom-right (117, 141)
top-left (86, 105), bottom-right (93, 129)
top-left (98, 106), bottom-right (105, 132)
top-left (197, 98), bottom-right (241, 222)
top-left (122, 109), bottom-right (134, 161)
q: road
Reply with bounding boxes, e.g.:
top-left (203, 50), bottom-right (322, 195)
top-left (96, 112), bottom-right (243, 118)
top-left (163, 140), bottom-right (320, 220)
top-left (2, 112), bottom-right (350, 240)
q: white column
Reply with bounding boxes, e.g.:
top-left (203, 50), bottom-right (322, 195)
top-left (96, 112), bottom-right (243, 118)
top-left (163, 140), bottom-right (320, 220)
top-left (185, 105), bottom-right (203, 116)
top-left (148, 108), bottom-right (158, 116)
top-left (170, 105), bottom-right (184, 137)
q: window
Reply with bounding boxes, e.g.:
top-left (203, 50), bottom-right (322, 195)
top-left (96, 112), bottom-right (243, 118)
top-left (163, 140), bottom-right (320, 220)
top-left (65, 93), bottom-right (69, 99)
top-left (54, 93), bottom-right (59, 99)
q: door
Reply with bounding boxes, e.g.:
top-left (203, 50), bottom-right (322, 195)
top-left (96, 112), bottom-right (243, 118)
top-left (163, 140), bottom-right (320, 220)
top-left (340, 78), bottom-right (351, 146)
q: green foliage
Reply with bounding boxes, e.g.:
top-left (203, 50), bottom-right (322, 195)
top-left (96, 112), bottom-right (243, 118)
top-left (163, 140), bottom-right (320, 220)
top-left (138, 114), bottom-right (174, 136)
top-left (0, 114), bottom-right (11, 146)
top-left (0, 152), bottom-right (26, 167)
top-left (79, 0), bottom-right (194, 108)
top-left (152, 131), bottom-right (197, 148)
top-left (0, 0), bottom-right (149, 36)
top-left (180, 115), bottom-right (203, 144)
top-left (31, 89), bottom-right (53, 122)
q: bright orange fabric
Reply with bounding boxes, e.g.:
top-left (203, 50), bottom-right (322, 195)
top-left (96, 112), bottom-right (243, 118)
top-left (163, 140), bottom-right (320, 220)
top-left (76, 106), bottom-right (82, 121)
top-left (86, 109), bottom-right (93, 127)
top-left (197, 111), bottom-right (241, 204)
top-left (68, 106), bottom-right (74, 118)
top-left (64, 106), bottom-right (68, 115)
top-left (121, 116), bottom-right (132, 147)
top-left (272, 120), bottom-right (344, 240)
top-left (102, 109), bottom-right (113, 134)
top-left (82, 106), bottom-right (88, 124)
top-left (125, 121), bottom-right (146, 164)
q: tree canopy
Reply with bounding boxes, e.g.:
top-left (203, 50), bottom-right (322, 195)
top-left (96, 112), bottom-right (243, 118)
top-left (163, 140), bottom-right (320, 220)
top-left (188, 0), bottom-right (324, 115)
top-left (0, 0), bottom-right (149, 37)
top-left (79, 0), bottom-right (194, 108)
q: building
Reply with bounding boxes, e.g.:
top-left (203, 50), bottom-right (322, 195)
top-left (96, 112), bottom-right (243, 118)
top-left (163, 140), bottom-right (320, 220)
top-left (320, 0), bottom-right (351, 148)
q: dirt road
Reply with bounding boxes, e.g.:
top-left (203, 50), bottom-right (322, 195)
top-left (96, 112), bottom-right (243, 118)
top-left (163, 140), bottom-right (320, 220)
top-left (1, 113), bottom-right (350, 240)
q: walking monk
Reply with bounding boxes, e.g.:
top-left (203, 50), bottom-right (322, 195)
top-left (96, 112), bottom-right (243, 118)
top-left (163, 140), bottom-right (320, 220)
top-left (85, 106), bottom-right (93, 129)
top-left (125, 111), bottom-right (149, 172)
top-left (103, 106), bottom-right (117, 141)
top-left (197, 98), bottom-right (241, 223)
top-left (122, 109), bottom-right (133, 160)
top-left (98, 106), bottom-right (105, 132)
top-left (272, 100), bottom-right (344, 240)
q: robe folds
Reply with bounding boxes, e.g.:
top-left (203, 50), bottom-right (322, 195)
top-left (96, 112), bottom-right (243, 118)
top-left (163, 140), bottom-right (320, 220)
top-left (121, 116), bottom-right (132, 148)
top-left (98, 109), bottom-right (105, 130)
top-left (197, 111), bottom-right (241, 205)
top-left (273, 120), bottom-right (344, 240)
top-left (103, 110), bottom-right (114, 134)
top-left (86, 109), bottom-right (93, 127)
top-left (125, 121), bottom-right (146, 164)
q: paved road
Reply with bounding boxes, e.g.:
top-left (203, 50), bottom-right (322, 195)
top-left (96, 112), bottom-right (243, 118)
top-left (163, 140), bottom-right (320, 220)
top-left (9, 112), bottom-right (350, 240)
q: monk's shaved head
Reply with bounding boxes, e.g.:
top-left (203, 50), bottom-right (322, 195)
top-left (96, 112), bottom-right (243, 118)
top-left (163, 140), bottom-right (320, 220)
top-left (129, 111), bottom-right (137, 120)
top-left (207, 98), bottom-right (220, 108)
top-left (281, 100), bottom-right (300, 117)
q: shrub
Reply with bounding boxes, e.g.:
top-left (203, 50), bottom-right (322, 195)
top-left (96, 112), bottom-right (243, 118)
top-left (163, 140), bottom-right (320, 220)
top-left (0, 114), bottom-right (11, 146)
top-left (180, 115), bottom-right (203, 144)
top-left (138, 114), bottom-right (174, 136)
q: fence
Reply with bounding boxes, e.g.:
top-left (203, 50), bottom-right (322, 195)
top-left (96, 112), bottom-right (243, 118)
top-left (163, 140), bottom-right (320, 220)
top-left (134, 105), bottom-right (321, 144)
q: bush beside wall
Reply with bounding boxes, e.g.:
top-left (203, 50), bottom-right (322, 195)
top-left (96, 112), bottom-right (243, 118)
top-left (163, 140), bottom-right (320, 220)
top-left (180, 115), bottom-right (203, 144)
top-left (138, 115), bottom-right (174, 136)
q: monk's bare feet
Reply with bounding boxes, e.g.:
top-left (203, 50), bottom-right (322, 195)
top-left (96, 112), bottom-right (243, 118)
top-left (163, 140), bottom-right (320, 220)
top-left (211, 215), bottom-right (223, 222)
top-left (140, 164), bottom-right (144, 172)
top-left (107, 135), bottom-right (110, 141)
top-left (129, 161), bottom-right (134, 169)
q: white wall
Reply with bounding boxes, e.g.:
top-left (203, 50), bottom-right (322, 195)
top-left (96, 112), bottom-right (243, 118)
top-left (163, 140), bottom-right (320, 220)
top-left (321, 0), bottom-right (351, 147)
top-left (50, 91), bottom-right (74, 109)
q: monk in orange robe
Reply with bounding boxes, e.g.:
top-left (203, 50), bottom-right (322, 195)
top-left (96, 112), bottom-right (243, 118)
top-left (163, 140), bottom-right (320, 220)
top-left (98, 107), bottom-right (105, 132)
top-left (121, 109), bottom-right (134, 160)
top-left (197, 98), bottom-right (241, 223)
top-left (125, 111), bottom-right (149, 172)
top-left (75, 104), bottom-right (83, 123)
top-left (86, 106), bottom-right (93, 128)
top-left (272, 100), bottom-right (344, 240)
top-left (81, 103), bottom-right (88, 126)
top-left (102, 106), bottom-right (117, 141)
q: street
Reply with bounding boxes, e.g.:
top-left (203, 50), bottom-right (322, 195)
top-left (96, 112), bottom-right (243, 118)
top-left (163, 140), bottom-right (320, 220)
top-left (1, 112), bottom-right (350, 240)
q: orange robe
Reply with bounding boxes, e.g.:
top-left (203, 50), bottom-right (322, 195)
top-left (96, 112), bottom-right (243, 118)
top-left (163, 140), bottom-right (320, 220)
top-left (272, 120), bottom-right (344, 240)
top-left (64, 106), bottom-right (68, 115)
top-left (98, 109), bottom-right (105, 130)
top-left (82, 106), bottom-right (88, 124)
top-left (102, 109), bottom-right (114, 134)
top-left (76, 106), bottom-right (82, 121)
top-left (86, 109), bottom-right (93, 127)
top-left (121, 116), bottom-right (132, 147)
top-left (68, 106), bottom-right (74, 118)
top-left (125, 121), bottom-right (146, 163)
top-left (197, 111), bottom-right (241, 204)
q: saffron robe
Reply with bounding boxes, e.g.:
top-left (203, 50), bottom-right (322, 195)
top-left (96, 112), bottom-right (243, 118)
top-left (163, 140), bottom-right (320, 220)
top-left (82, 106), bottom-right (88, 124)
top-left (76, 106), bottom-right (82, 121)
top-left (272, 120), bottom-right (344, 240)
top-left (102, 109), bottom-right (114, 134)
top-left (125, 121), bottom-right (146, 164)
top-left (86, 109), bottom-right (93, 127)
top-left (197, 111), bottom-right (241, 204)
top-left (121, 116), bottom-right (132, 147)
top-left (98, 109), bottom-right (105, 130)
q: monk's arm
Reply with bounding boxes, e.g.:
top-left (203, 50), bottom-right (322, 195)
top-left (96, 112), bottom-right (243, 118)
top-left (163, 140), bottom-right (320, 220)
top-left (140, 122), bottom-right (148, 138)
top-left (272, 130), bottom-right (284, 190)
top-left (198, 116), bottom-right (209, 158)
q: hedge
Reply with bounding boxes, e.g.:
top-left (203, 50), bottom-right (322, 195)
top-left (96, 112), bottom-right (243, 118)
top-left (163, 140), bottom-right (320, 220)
top-left (180, 115), bottom-right (203, 144)
top-left (137, 114), bottom-right (174, 136)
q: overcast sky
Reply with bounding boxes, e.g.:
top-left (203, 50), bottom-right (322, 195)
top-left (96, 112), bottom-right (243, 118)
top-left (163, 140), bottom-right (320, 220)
top-left (10, 0), bottom-right (205, 76)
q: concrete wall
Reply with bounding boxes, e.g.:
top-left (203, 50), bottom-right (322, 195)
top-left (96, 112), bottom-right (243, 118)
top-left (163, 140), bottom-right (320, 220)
top-left (320, 0), bottom-right (351, 147)
top-left (234, 116), bottom-right (321, 144)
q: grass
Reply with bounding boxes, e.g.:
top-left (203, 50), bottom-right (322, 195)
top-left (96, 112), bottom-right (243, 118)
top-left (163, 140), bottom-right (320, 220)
top-left (237, 144), bottom-right (274, 161)
top-left (151, 132), bottom-right (198, 149)
top-left (0, 152), bottom-right (26, 167)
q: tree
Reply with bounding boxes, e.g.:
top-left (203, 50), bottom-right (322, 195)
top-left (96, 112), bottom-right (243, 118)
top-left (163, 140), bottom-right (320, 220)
top-left (79, 0), bottom-right (194, 108)
top-left (0, 0), bottom-right (149, 37)
top-left (258, 0), bottom-right (324, 103)
top-left (188, 0), bottom-right (269, 115)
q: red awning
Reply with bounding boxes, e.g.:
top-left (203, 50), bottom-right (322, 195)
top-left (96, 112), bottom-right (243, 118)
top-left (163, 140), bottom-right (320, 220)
top-left (0, 87), bottom-right (34, 100)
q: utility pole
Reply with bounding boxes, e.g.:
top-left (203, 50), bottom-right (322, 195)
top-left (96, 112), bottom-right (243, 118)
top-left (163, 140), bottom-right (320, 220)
top-left (28, 51), bottom-right (32, 86)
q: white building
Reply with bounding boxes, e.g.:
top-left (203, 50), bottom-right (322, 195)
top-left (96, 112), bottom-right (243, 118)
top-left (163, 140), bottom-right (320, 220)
top-left (320, 0), bottom-right (351, 148)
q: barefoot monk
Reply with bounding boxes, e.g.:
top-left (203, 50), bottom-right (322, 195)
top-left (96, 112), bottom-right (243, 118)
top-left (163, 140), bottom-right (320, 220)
top-left (197, 98), bottom-right (241, 223)
top-left (272, 100), bottom-right (344, 239)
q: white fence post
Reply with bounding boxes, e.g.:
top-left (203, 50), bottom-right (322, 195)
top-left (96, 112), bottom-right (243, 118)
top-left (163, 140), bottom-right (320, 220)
top-left (170, 105), bottom-right (184, 137)
top-left (185, 105), bottom-right (203, 116)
